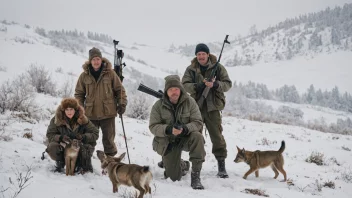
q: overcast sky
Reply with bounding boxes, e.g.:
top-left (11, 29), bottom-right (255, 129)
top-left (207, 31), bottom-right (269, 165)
top-left (1, 0), bottom-right (351, 47)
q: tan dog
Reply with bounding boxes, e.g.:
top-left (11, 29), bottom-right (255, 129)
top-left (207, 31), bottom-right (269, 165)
top-left (60, 139), bottom-right (80, 176)
top-left (96, 150), bottom-right (153, 198)
top-left (234, 140), bottom-right (287, 181)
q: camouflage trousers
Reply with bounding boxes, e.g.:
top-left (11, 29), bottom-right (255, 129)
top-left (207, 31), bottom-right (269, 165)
top-left (162, 132), bottom-right (205, 181)
top-left (201, 108), bottom-right (227, 160)
top-left (46, 142), bottom-right (94, 172)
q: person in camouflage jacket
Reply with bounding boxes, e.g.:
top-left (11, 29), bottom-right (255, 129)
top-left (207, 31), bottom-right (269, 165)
top-left (182, 43), bottom-right (232, 178)
top-left (149, 75), bottom-right (206, 189)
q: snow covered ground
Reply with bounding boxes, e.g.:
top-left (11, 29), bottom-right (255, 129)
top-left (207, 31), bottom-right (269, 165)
top-left (1, 22), bottom-right (352, 198)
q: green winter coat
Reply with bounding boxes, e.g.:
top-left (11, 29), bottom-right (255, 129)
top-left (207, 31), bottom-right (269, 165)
top-left (182, 54), bottom-right (232, 112)
top-left (46, 105), bottom-right (99, 147)
top-left (149, 76), bottom-right (203, 156)
top-left (75, 57), bottom-right (127, 120)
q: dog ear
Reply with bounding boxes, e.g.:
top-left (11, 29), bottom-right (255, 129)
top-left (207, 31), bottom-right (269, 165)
top-left (241, 148), bottom-right (245, 154)
top-left (236, 146), bottom-right (241, 152)
top-left (116, 152), bottom-right (126, 162)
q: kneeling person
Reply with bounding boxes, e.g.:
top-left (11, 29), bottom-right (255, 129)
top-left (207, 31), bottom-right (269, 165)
top-left (45, 98), bottom-right (99, 173)
top-left (149, 75), bottom-right (206, 190)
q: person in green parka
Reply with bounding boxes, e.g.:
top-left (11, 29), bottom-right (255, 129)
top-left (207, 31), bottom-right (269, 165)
top-left (149, 75), bottom-right (206, 190)
top-left (46, 98), bottom-right (99, 173)
top-left (182, 43), bottom-right (232, 178)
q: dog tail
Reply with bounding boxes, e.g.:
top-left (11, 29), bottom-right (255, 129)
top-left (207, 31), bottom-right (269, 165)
top-left (278, 140), bottom-right (285, 154)
top-left (141, 166), bottom-right (149, 173)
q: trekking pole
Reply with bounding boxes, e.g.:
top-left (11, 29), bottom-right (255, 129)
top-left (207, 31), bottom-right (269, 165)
top-left (120, 115), bottom-right (131, 164)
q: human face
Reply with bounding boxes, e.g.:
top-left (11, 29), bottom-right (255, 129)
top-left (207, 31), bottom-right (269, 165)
top-left (91, 57), bottom-right (102, 71)
top-left (196, 52), bottom-right (209, 66)
top-left (65, 108), bottom-right (76, 119)
top-left (167, 87), bottom-right (181, 104)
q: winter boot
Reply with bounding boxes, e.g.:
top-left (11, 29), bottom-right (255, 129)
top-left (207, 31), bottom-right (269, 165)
top-left (157, 160), bottom-right (164, 168)
top-left (217, 159), bottom-right (229, 178)
top-left (54, 160), bottom-right (65, 173)
top-left (191, 171), bottom-right (204, 190)
top-left (181, 160), bottom-right (190, 176)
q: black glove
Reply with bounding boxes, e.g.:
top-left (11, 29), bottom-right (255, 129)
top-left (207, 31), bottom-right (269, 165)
top-left (179, 125), bottom-right (189, 137)
top-left (165, 125), bottom-right (173, 135)
top-left (67, 131), bottom-right (76, 139)
top-left (76, 134), bottom-right (87, 143)
top-left (195, 82), bottom-right (205, 93)
top-left (117, 104), bottom-right (126, 115)
top-left (59, 135), bottom-right (70, 143)
top-left (213, 81), bottom-right (219, 89)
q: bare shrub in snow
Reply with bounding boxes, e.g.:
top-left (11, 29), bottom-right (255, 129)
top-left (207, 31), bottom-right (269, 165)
top-left (242, 188), bottom-right (269, 197)
top-left (341, 168), bottom-right (352, 183)
top-left (57, 77), bottom-right (74, 98)
top-left (323, 180), bottom-right (335, 189)
top-left (26, 64), bottom-right (56, 96)
top-left (55, 67), bottom-right (63, 73)
top-left (256, 137), bottom-right (277, 146)
top-left (306, 151), bottom-right (325, 166)
top-left (126, 92), bottom-right (152, 120)
top-left (0, 75), bottom-right (37, 115)
top-left (341, 145), bottom-right (351, 151)
top-left (1, 165), bottom-right (33, 198)
top-left (0, 65), bottom-right (7, 72)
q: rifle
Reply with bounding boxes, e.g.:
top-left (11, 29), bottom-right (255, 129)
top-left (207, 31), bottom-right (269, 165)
top-left (113, 40), bottom-right (126, 82)
top-left (137, 83), bottom-right (163, 99)
top-left (197, 35), bottom-right (230, 109)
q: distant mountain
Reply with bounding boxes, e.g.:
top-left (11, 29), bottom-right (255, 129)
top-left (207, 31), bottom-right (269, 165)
top-left (172, 3), bottom-right (352, 66)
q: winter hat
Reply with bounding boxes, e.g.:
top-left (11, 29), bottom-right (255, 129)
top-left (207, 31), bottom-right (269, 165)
top-left (195, 43), bottom-right (209, 55)
top-left (89, 47), bottom-right (102, 61)
top-left (164, 75), bottom-right (183, 92)
top-left (60, 98), bottom-right (80, 110)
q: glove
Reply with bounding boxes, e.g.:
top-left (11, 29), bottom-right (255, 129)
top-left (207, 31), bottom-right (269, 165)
top-left (76, 134), bottom-right (87, 143)
top-left (178, 125), bottom-right (189, 137)
top-left (212, 81), bottom-right (219, 89)
top-left (67, 131), bottom-right (76, 139)
top-left (59, 135), bottom-right (70, 143)
top-left (165, 125), bottom-right (173, 135)
top-left (117, 104), bottom-right (126, 115)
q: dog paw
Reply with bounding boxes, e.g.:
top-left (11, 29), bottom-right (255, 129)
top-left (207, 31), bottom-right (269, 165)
top-left (242, 176), bottom-right (247, 179)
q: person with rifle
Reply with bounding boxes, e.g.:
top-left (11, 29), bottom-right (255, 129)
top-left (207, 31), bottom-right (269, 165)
top-left (75, 47), bottom-right (127, 157)
top-left (181, 39), bottom-right (232, 178)
top-left (149, 75), bottom-right (206, 190)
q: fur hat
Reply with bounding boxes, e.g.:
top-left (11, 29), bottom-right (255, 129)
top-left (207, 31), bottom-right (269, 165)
top-left (89, 47), bottom-right (102, 61)
top-left (164, 75), bottom-right (183, 92)
top-left (60, 98), bottom-right (80, 110)
top-left (195, 43), bottom-right (209, 55)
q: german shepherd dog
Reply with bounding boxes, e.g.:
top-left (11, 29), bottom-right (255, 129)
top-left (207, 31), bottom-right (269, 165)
top-left (96, 150), bottom-right (153, 198)
top-left (60, 139), bottom-right (80, 176)
top-left (234, 140), bottom-right (287, 181)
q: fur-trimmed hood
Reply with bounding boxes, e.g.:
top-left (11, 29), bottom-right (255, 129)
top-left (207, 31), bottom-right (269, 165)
top-left (82, 57), bottom-right (113, 74)
top-left (54, 105), bottom-right (88, 127)
top-left (190, 54), bottom-right (217, 69)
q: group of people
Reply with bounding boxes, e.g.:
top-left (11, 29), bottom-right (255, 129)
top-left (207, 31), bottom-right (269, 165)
top-left (45, 43), bottom-right (232, 190)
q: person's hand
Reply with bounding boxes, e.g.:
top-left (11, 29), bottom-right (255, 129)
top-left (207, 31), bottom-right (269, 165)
top-left (117, 104), bottom-right (126, 115)
top-left (178, 125), bottom-right (189, 137)
top-left (204, 77), bottom-right (216, 88)
top-left (59, 135), bottom-right (70, 143)
top-left (172, 127), bottom-right (183, 136)
top-left (76, 134), bottom-right (86, 143)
